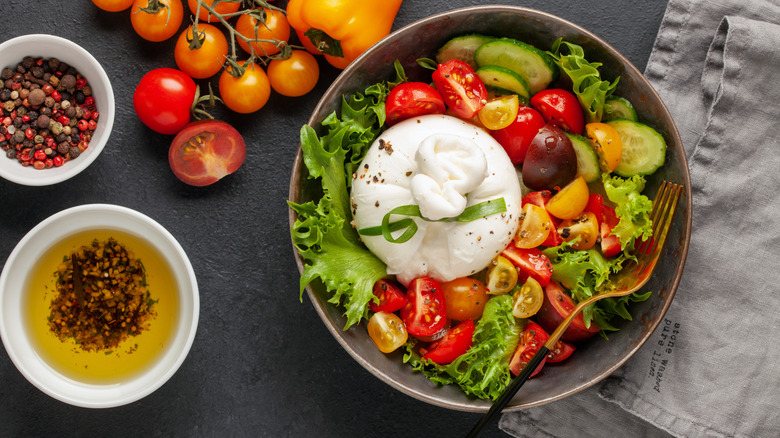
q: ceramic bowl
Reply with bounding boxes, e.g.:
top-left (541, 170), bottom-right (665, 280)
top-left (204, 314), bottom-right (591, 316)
top-left (0, 34), bottom-right (115, 186)
top-left (0, 204), bottom-right (199, 408)
top-left (288, 6), bottom-right (692, 411)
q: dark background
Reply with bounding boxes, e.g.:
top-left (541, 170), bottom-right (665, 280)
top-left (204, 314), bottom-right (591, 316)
top-left (0, 1), bottom-right (668, 436)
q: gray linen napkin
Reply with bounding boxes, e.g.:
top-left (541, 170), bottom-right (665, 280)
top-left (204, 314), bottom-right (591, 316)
top-left (500, 1), bottom-right (780, 437)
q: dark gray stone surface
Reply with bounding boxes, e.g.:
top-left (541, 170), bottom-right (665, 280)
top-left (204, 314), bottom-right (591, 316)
top-left (0, 1), bottom-right (667, 436)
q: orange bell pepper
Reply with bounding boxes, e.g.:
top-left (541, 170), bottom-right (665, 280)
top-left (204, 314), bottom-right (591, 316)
top-left (286, 0), bottom-right (403, 69)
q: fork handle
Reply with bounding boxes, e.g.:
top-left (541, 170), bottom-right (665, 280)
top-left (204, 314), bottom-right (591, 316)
top-left (465, 345), bottom-right (550, 438)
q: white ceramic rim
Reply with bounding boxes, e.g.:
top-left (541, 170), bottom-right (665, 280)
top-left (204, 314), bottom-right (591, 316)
top-left (0, 34), bottom-right (115, 186)
top-left (0, 204), bottom-right (199, 408)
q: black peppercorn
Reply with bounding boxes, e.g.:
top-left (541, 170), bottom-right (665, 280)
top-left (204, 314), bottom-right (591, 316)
top-left (0, 68), bottom-right (12, 80)
top-left (68, 147), bottom-right (80, 159)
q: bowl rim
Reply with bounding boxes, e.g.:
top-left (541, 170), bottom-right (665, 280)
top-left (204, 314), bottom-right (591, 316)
top-left (288, 5), bottom-right (692, 412)
top-left (0, 203), bottom-right (199, 408)
top-left (0, 33), bottom-right (115, 186)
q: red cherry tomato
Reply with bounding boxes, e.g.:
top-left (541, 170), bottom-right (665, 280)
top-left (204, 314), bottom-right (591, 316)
top-left (168, 120), bottom-right (246, 186)
top-left (490, 105), bottom-right (546, 164)
top-left (600, 205), bottom-right (622, 258)
top-left (546, 339), bottom-right (576, 363)
top-left (431, 59), bottom-right (488, 119)
top-left (400, 277), bottom-right (447, 338)
top-left (509, 321), bottom-right (549, 377)
top-left (501, 244), bottom-right (553, 287)
top-left (441, 277), bottom-right (488, 321)
top-left (586, 193), bottom-right (605, 224)
top-left (420, 319), bottom-right (475, 365)
top-left (530, 89), bottom-right (585, 135)
top-left (369, 279), bottom-right (407, 313)
top-left (133, 68), bottom-right (196, 135)
top-left (385, 82), bottom-right (446, 126)
top-left (536, 280), bottom-right (601, 341)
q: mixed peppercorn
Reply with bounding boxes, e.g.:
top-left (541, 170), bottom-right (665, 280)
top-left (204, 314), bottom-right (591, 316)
top-left (48, 238), bottom-right (157, 352)
top-left (0, 56), bottom-right (98, 170)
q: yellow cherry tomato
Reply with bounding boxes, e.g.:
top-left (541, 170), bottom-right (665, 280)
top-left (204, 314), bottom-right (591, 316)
top-left (545, 176), bottom-right (589, 220)
top-left (442, 277), bottom-right (488, 321)
top-left (478, 94), bottom-right (519, 130)
top-left (92, 0), bottom-right (134, 12)
top-left (512, 277), bottom-right (544, 319)
top-left (367, 311), bottom-right (408, 353)
top-left (558, 211), bottom-right (599, 250)
top-left (218, 61), bottom-right (271, 113)
top-left (235, 7), bottom-right (291, 57)
top-left (486, 255), bottom-right (519, 295)
top-left (187, 0), bottom-right (240, 23)
top-left (514, 203), bottom-right (553, 248)
top-left (130, 0), bottom-right (184, 42)
top-left (267, 50), bottom-right (320, 97)
top-left (586, 122), bottom-right (623, 172)
top-left (174, 24), bottom-right (228, 79)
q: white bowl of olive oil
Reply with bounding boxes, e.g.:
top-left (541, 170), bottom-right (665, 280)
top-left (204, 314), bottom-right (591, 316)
top-left (0, 204), bottom-right (199, 408)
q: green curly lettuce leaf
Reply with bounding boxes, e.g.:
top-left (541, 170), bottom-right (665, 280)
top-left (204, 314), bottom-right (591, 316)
top-left (602, 174), bottom-right (654, 249)
top-left (403, 295), bottom-right (520, 400)
top-left (548, 38), bottom-right (619, 123)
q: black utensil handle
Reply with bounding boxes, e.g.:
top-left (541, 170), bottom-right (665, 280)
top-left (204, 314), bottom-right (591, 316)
top-left (464, 345), bottom-right (550, 438)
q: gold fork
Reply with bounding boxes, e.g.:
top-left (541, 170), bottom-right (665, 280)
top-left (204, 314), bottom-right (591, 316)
top-left (466, 180), bottom-right (683, 438)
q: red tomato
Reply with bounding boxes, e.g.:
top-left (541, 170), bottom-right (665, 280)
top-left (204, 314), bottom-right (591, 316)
top-left (586, 193), bottom-right (605, 222)
top-left (522, 190), bottom-right (563, 247)
top-left (133, 68), bottom-right (196, 135)
top-left (400, 277), bottom-right (447, 338)
top-left (536, 280), bottom-right (601, 341)
top-left (168, 120), bottom-right (246, 186)
top-left (530, 89), bottom-right (585, 135)
top-left (501, 244), bottom-right (553, 287)
top-left (431, 59), bottom-right (487, 119)
top-left (546, 339), bottom-right (576, 363)
top-left (385, 82), bottom-right (446, 126)
top-left (490, 105), bottom-right (546, 164)
top-left (441, 277), bottom-right (488, 321)
top-left (509, 321), bottom-right (549, 377)
top-left (421, 319), bottom-right (475, 365)
top-left (369, 279), bottom-right (407, 313)
top-left (600, 205), bottom-right (622, 258)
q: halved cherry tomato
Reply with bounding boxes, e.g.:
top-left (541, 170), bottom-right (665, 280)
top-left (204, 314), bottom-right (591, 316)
top-left (586, 122), bottom-right (623, 172)
top-left (600, 205), bottom-right (622, 258)
top-left (530, 88), bottom-right (585, 135)
top-left (536, 280), bottom-right (601, 341)
top-left (478, 95), bottom-right (519, 130)
top-left (509, 321), bottom-right (549, 377)
top-left (521, 190), bottom-right (563, 247)
top-left (485, 255), bottom-right (518, 295)
top-left (546, 339), bottom-right (575, 363)
top-left (92, 0), bottom-right (134, 12)
top-left (174, 23), bottom-right (229, 79)
top-left (133, 68), bottom-right (196, 135)
top-left (168, 120), bottom-right (246, 186)
top-left (491, 105), bottom-right (546, 164)
top-left (367, 311), bottom-right (408, 353)
top-left (586, 193), bottom-right (605, 224)
top-left (385, 82), bottom-right (446, 126)
top-left (187, 0), bottom-right (241, 23)
top-left (432, 59), bottom-right (488, 119)
top-left (401, 277), bottom-right (447, 338)
top-left (218, 61), bottom-right (271, 113)
top-left (441, 277), bottom-right (488, 321)
top-left (514, 203), bottom-right (553, 249)
top-left (369, 279), bottom-right (407, 313)
top-left (502, 244), bottom-right (552, 287)
top-left (267, 50), bottom-right (320, 97)
top-left (512, 277), bottom-right (543, 318)
top-left (236, 7), bottom-right (290, 56)
top-left (420, 319), bottom-right (475, 365)
top-left (545, 176), bottom-right (590, 220)
top-left (131, 0), bottom-right (184, 42)
top-left (558, 211), bottom-right (599, 250)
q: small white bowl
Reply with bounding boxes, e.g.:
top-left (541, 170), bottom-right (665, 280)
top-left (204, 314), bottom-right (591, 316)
top-left (0, 34), bottom-right (115, 186)
top-left (0, 204), bottom-right (199, 408)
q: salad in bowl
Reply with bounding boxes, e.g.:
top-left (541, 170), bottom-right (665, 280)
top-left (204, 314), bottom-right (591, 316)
top-left (288, 6), bottom-right (690, 411)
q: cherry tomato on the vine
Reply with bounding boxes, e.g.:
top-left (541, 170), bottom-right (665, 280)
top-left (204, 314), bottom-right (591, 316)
top-left (218, 61), bottom-right (271, 113)
top-left (187, 0), bottom-right (240, 23)
top-left (168, 120), bottom-right (246, 186)
top-left (131, 0), bottom-right (184, 42)
top-left (267, 50), bottom-right (319, 97)
top-left (92, 0), bottom-right (134, 12)
top-left (133, 67), bottom-right (196, 135)
top-left (174, 24), bottom-right (228, 79)
top-left (385, 82), bottom-right (446, 126)
top-left (236, 7), bottom-right (291, 57)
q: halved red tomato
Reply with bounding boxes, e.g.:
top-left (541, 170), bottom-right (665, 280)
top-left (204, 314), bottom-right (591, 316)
top-left (530, 88), bottom-right (585, 134)
top-left (600, 205), bottom-right (622, 258)
top-left (369, 279), bottom-right (407, 313)
top-left (491, 105), bottom-right (546, 164)
top-left (535, 280), bottom-right (601, 341)
top-left (586, 193), bottom-right (605, 223)
top-left (501, 244), bottom-right (553, 287)
top-left (168, 120), bottom-right (246, 186)
top-left (509, 321), bottom-right (549, 377)
top-left (420, 319), bottom-right (475, 365)
top-left (386, 82), bottom-right (446, 126)
top-left (546, 339), bottom-right (576, 363)
top-left (400, 277), bottom-right (447, 338)
top-left (431, 59), bottom-right (488, 119)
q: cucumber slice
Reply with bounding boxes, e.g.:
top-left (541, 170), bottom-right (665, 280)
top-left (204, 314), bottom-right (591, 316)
top-left (476, 65), bottom-right (530, 103)
top-left (474, 38), bottom-right (559, 95)
top-left (607, 119), bottom-right (667, 177)
top-left (436, 34), bottom-right (495, 70)
top-left (604, 96), bottom-right (638, 122)
top-left (566, 133), bottom-right (600, 183)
